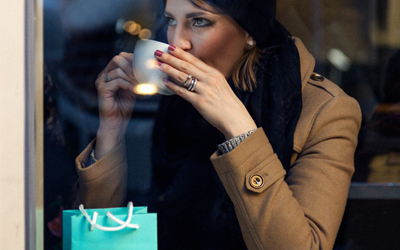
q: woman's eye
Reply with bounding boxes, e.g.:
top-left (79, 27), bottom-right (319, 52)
top-left (193, 18), bottom-right (210, 27)
top-left (165, 17), bottom-right (177, 26)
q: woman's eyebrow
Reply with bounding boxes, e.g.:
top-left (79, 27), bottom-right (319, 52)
top-left (164, 11), bottom-right (207, 18)
top-left (185, 12), bottom-right (206, 18)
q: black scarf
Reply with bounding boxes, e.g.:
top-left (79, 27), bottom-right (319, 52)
top-left (150, 21), bottom-right (302, 249)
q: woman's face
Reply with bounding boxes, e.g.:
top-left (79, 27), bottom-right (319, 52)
top-left (165, 0), bottom-right (250, 78)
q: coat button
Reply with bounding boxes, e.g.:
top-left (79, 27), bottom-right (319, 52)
top-left (311, 73), bottom-right (324, 81)
top-left (250, 174), bottom-right (264, 189)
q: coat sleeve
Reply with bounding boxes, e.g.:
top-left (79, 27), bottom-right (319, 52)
top-left (74, 140), bottom-right (128, 209)
top-left (210, 94), bottom-right (362, 250)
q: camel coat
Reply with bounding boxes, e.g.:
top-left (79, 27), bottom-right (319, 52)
top-left (75, 38), bottom-right (362, 249)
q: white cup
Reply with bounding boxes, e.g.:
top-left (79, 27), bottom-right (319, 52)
top-left (133, 39), bottom-right (174, 95)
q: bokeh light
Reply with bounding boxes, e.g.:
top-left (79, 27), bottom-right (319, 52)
top-left (124, 21), bottom-right (141, 35)
top-left (139, 29), bottom-right (152, 40)
top-left (133, 83), bottom-right (158, 95)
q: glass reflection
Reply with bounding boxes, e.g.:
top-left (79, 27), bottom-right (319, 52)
top-left (43, 0), bottom-right (400, 249)
top-left (43, 0), bottom-right (161, 248)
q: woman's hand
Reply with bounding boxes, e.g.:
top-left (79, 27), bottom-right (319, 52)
top-left (155, 46), bottom-right (257, 140)
top-left (95, 52), bottom-right (138, 159)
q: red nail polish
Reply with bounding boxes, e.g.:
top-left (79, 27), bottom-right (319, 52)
top-left (168, 45), bottom-right (176, 51)
top-left (155, 50), bottom-right (163, 57)
top-left (157, 61), bottom-right (163, 66)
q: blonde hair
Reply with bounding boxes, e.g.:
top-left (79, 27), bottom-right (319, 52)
top-left (232, 46), bottom-right (264, 92)
top-left (189, 0), bottom-right (263, 92)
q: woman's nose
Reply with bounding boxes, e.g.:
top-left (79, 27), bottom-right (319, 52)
top-left (170, 27), bottom-right (191, 51)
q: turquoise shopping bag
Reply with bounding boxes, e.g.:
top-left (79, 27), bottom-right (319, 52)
top-left (63, 202), bottom-right (157, 250)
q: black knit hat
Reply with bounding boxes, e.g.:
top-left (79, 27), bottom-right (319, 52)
top-left (205, 0), bottom-right (277, 48)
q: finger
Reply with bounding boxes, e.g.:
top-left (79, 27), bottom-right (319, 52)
top-left (155, 49), bottom-right (203, 79)
top-left (106, 67), bottom-right (134, 85)
top-left (104, 54), bottom-right (134, 79)
top-left (97, 76), bottom-right (135, 93)
top-left (162, 77), bottom-right (200, 100)
top-left (119, 52), bottom-right (133, 64)
top-left (167, 45), bottom-right (211, 73)
top-left (156, 62), bottom-right (196, 88)
top-left (155, 51), bottom-right (205, 83)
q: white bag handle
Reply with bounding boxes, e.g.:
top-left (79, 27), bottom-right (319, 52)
top-left (79, 202), bottom-right (140, 231)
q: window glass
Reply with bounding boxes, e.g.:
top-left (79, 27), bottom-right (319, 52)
top-left (277, 0), bottom-right (400, 184)
top-left (43, 0), bottom-right (400, 248)
top-left (43, 0), bottom-right (161, 247)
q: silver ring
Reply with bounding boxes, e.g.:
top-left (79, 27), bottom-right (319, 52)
top-left (187, 78), bottom-right (195, 91)
top-left (188, 78), bottom-right (197, 92)
top-left (183, 75), bottom-right (192, 87)
top-left (105, 74), bottom-right (112, 82)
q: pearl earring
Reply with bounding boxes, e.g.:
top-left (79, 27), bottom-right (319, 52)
top-left (248, 40), bottom-right (254, 46)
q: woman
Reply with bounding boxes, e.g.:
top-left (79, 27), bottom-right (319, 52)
top-left (75, 0), bottom-right (362, 249)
